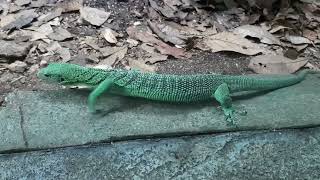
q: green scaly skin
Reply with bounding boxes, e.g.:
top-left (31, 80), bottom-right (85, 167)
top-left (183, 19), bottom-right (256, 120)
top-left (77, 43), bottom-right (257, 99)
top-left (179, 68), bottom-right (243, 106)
top-left (37, 63), bottom-right (317, 124)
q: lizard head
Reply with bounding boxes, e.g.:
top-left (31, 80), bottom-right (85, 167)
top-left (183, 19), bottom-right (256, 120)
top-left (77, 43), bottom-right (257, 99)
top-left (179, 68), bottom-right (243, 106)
top-left (37, 63), bottom-right (84, 85)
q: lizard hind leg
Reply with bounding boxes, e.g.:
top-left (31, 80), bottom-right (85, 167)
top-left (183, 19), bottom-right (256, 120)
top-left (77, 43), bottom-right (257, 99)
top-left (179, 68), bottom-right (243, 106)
top-left (88, 79), bottom-right (114, 113)
top-left (212, 83), bottom-right (236, 125)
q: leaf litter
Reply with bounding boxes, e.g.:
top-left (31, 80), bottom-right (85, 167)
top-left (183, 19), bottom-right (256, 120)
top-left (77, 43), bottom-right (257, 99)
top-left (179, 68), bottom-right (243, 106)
top-left (0, 0), bottom-right (320, 100)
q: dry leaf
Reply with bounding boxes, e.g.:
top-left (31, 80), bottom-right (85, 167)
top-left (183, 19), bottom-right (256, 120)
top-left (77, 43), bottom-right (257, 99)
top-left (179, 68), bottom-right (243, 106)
top-left (91, 64), bottom-right (113, 70)
top-left (0, 9), bottom-right (38, 31)
top-left (126, 25), bottom-right (158, 43)
top-left (269, 25), bottom-right (291, 34)
top-left (34, 8), bottom-right (62, 26)
top-left (84, 36), bottom-right (100, 50)
top-left (58, 0), bottom-right (83, 13)
top-left (303, 29), bottom-right (318, 41)
top-left (45, 41), bottom-right (71, 62)
top-left (301, 3), bottom-right (320, 23)
top-left (149, 0), bottom-right (175, 18)
top-left (129, 59), bottom-right (156, 72)
top-left (140, 43), bottom-right (156, 54)
top-left (304, 62), bottom-right (319, 70)
top-left (154, 43), bottom-right (190, 58)
top-left (48, 27), bottom-right (73, 41)
top-left (79, 7), bottom-right (111, 26)
top-left (0, 0), bottom-right (9, 16)
top-left (102, 27), bottom-right (117, 44)
top-left (127, 25), bottom-right (190, 58)
top-left (30, 0), bottom-right (48, 8)
top-left (197, 32), bottom-right (265, 55)
top-left (286, 35), bottom-right (312, 45)
top-left (126, 38), bottom-right (139, 47)
top-left (233, 25), bottom-right (281, 45)
top-left (99, 46), bottom-right (126, 57)
top-left (98, 46), bottom-right (127, 67)
top-left (249, 55), bottom-right (308, 74)
top-left (147, 20), bottom-right (190, 45)
top-left (15, 0), bottom-right (31, 6)
top-left (144, 53), bottom-right (168, 64)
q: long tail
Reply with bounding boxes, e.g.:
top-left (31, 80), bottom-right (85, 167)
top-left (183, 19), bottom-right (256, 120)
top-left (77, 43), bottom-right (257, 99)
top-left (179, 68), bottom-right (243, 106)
top-left (228, 69), bottom-right (318, 92)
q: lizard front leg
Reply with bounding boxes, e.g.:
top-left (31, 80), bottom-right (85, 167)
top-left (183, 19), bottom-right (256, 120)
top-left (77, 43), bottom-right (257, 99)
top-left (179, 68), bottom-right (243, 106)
top-left (88, 79), bottom-right (114, 113)
top-left (213, 83), bottom-right (236, 124)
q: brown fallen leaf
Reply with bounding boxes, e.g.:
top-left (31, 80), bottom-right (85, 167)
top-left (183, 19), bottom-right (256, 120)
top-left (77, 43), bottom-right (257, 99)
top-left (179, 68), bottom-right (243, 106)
top-left (303, 29), bottom-right (318, 42)
top-left (304, 62), bottom-right (320, 71)
top-left (30, 0), bottom-right (48, 8)
top-left (149, 0), bottom-right (175, 19)
top-left (79, 7), bottom-right (111, 26)
top-left (15, 0), bottom-right (31, 6)
top-left (126, 38), bottom-right (139, 47)
top-left (101, 27), bottom-right (117, 44)
top-left (83, 36), bottom-right (100, 50)
top-left (128, 59), bottom-right (156, 72)
top-left (233, 25), bottom-right (281, 45)
top-left (154, 43), bottom-right (190, 58)
top-left (249, 55), bottom-right (308, 74)
top-left (126, 25), bottom-right (159, 44)
top-left (143, 53), bottom-right (168, 64)
top-left (48, 27), bottom-right (73, 41)
top-left (140, 43), bottom-right (156, 54)
top-left (8, 3), bottom-right (24, 13)
top-left (0, 0), bottom-right (9, 16)
top-left (301, 3), bottom-right (320, 23)
top-left (45, 41), bottom-right (71, 62)
top-left (0, 9), bottom-right (38, 31)
top-left (147, 20), bottom-right (186, 45)
top-left (34, 8), bottom-right (63, 26)
top-left (285, 35), bottom-right (312, 45)
top-left (269, 25), bottom-right (291, 34)
top-left (126, 25), bottom-right (190, 58)
top-left (98, 46), bottom-right (127, 67)
top-left (58, 0), bottom-right (83, 13)
top-left (99, 46), bottom-right (126, 57)
top-left (196, 32), bottom-right (265, 55)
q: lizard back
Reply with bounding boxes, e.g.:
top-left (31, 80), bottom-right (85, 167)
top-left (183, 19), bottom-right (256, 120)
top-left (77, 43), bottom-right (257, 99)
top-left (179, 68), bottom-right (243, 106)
top-left (108, 70), bottom-right (223, 102)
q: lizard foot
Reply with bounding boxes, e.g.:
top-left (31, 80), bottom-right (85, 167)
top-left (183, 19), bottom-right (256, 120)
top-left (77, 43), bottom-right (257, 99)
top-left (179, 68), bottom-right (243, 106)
top-left (223, 108), bottom-right (237, 126)
top-left (222, 107), bottom-right (247, 126)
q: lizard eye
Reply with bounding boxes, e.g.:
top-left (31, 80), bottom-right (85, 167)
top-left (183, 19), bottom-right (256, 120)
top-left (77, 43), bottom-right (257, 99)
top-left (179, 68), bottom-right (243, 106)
top-left (44, 73), bottom-right (49, 77)
top-left (60, 77), bottom-right (65, 82)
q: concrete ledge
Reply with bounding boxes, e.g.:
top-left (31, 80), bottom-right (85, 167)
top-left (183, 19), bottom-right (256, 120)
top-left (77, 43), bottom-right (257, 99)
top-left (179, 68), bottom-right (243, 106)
top-left (0, 75), bottom-right (319, 152)
top-left (1, 127), bottom-right (320, 179)
top-left (0, 103), bottom-right (25, 152)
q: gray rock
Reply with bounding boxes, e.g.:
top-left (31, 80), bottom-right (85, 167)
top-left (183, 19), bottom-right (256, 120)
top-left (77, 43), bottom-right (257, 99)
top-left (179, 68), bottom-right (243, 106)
top-left (7, 61), bottom-right (27, 73)
top-left (0, 40), bottom-right (32, 60)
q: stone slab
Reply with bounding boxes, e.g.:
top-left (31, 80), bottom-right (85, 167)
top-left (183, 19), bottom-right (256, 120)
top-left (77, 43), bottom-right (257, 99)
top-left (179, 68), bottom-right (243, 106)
top-left (0, 127), bottom-right (320, 179)
top-left (0, 100), bottom-right (26, 152)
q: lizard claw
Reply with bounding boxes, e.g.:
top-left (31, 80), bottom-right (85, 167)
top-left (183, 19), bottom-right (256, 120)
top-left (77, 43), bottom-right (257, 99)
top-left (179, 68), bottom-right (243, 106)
top-left (223, 108), bottom-right (242, 127)
top-left (223, 108), bottom-right (236, 124)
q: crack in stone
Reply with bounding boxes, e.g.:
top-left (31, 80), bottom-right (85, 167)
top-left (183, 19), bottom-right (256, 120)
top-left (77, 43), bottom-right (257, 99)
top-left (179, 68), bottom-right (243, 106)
top-left (18, 106), bottom-right (29, 148)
